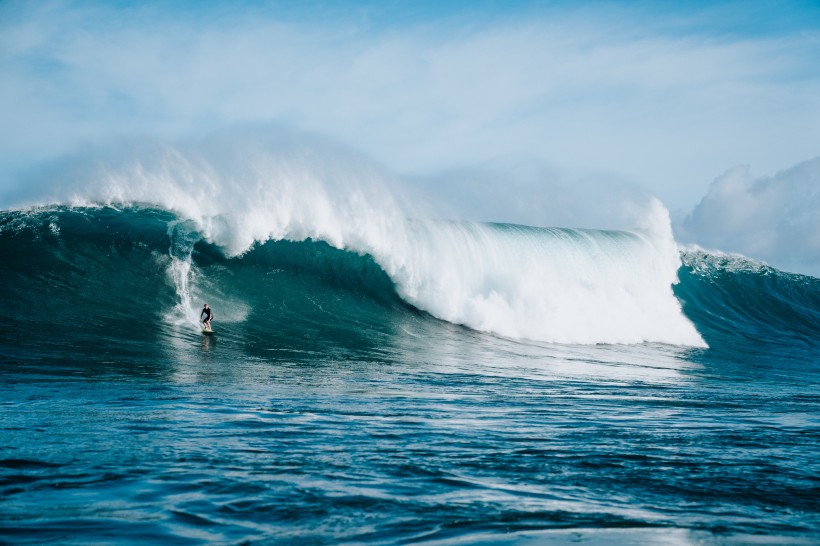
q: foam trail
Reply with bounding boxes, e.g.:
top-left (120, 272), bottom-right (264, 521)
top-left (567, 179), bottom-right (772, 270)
top-left (11, 132), bottom-right (705, 346)
top-left (165, 220), bottom-right (203, 328)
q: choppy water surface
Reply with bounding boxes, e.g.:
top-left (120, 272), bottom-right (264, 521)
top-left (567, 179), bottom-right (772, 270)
top-left (3, 336), bottom-right (819, 544)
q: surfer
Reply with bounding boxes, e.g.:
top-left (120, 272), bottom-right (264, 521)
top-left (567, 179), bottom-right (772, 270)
top-left (200, 303), bottom-right (213, 331)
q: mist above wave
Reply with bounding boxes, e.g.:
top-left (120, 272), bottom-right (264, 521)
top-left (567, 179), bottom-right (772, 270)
top-left (6, 128), bottom-right (704, 346)
top-left (676, 156), bottom-right (820, 278)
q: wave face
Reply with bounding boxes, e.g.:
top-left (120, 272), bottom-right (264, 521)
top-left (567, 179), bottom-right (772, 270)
top-left (676, 250), bottom-right (820, 360)
top-left (0, 205), bottom-right (709, 351)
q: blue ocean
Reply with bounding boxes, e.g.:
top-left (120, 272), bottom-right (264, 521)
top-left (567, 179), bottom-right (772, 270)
top-left (1, 143), bottom-right (819, 545)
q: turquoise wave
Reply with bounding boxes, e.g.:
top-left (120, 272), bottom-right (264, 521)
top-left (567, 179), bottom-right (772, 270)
top-left (2, 206), bottom-right (818, 362)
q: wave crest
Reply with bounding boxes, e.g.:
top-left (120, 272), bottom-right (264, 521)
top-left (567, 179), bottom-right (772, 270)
top-left (5, 133), bottom-right (704, 346)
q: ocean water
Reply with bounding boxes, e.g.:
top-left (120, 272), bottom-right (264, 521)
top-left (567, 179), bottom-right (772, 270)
top-left (1, 144), bottom-right (819, 544)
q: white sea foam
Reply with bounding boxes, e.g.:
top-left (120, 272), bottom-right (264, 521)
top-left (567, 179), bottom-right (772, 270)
top-left (386, 207), bottom-right (705, 346)
top-left (13, 131), bottom-right (705, 346)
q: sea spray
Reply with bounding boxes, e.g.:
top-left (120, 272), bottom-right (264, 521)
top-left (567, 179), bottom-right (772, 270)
top-left (8, 131), bottom-right (704, 346)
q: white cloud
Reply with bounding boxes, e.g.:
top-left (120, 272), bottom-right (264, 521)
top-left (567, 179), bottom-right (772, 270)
top-left (1, 1), bottom-right (819, 213)
top-left (676, 157), bottom-right (820, 276)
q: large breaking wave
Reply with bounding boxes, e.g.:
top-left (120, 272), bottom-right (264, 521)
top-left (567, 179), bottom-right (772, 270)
top-left (1, 133), bottom-right (708, 347)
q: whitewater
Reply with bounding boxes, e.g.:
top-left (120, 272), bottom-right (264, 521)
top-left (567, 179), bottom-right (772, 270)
top-left (1, 134), bottom-right (818, 544)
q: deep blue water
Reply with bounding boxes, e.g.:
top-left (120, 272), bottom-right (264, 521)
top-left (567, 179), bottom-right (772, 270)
top-left (1, 207), bottom-right (819, 545)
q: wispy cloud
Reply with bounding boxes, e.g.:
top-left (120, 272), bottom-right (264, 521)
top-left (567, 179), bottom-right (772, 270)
top-left (2, 1), bottom-right (819, 212)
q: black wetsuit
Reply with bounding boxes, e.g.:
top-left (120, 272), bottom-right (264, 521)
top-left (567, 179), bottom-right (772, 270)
top-left (201, 308), bottom-right (212, 323)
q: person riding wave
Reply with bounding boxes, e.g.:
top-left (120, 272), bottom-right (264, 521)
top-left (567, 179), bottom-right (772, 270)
top-left (200, 303), bottom-right (213, 331)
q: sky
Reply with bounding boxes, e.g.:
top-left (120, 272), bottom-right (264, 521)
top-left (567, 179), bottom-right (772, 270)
top-left (1, 0), bottom-right (819, 274)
